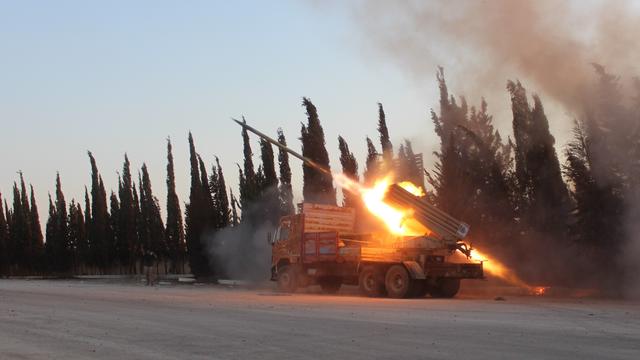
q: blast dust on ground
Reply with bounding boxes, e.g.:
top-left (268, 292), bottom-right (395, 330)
top-left (0, 279), bottom-right (638, 360)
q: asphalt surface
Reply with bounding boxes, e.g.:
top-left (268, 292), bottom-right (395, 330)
top-left (0, 279), bottom-right (638, 359)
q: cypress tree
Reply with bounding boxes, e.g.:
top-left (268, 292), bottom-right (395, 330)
top-left (54, 174), bottom-right (70, 261)
top-left (68, 200), bottom-right (85, 273)
top-left (136, 174), bottom-right (148, 252)
top-left (0, 192), bottom-right (7, 275)
top-left (563, 66), bottom-right (635, 292)
top-left (140, 164), bottom-right (166, 259)
top-left (428, 134), bottom-right (468, 216)
top-left (401, 140), bottom-right (424, 189)
top-left (212, 157), bottom-right (230, 229)
top-left (55, 174), bottom-right (71, 271)
top-left (117, 155), bottom-right (137, 272)
top-left (230, 189), bottom-right (240, 226)
top-left (165, 138), bottom-right (185, 273)
top-left (377, 102), bottom-right (393, 167)
top-left (300, 97), bottom-right (336, 205)
top-left (28, 184), bottom-right (44, 272)
top-left (396, 143), bottom-right (409, 182)
top-left (258, 139), bottom-right (280, 224)
top-left (132, 184), bottom-right (143, 271)
top-left (277, 128), bottom-right (294, 216)
top-left (239, 119), bottom-right (258, 211)
top-left (184, 132), bottom-right (211, 277)
top-left (12, 174), bottom-right (33, 273)
top-left (46, 174), bottom-right (72, 273)
top-left (10, 183), bottom-right (26, 272)
top-left (108, 191), bottom-right (120, 270)
top-left (428, 70), bottom-right (517, 266)
top-left (260, 139), bottom-right (278, 190)
top-left (364, 137), bottom-right (380, 184)
top-left (81, 187), bottom-right (92, 270)
top-left (45, 194), bottom-right (57, 272)
top-left (337, 136), bottom-right (359, 208)
top-left (2, 198), bottom-right (10, 269)
top-left (508, 81), bottom-right (570, 240)
top-left (198, 155), bottom-right (215, 226)
top-left (87, 151), bottom-right (110, 271)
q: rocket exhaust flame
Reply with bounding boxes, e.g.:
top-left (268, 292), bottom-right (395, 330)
top-left (466, 248), bottom-right (548, 296)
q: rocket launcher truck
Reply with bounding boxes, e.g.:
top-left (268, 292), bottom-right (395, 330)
top-left (234, 119), bottom-right (484, 298)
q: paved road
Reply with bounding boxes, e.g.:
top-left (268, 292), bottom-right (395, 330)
top-left (0, 280), bottom-right (638, 359)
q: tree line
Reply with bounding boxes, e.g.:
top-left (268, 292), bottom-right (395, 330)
top-left (1, 66), bottom-right (637, 294)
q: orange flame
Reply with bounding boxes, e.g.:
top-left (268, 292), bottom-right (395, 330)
top-left (361, 177), bottom-right (429, 235)
top-left (467, 248), bottom-right (548, 295)
top-left (333, 174), bottom-right (428, 235)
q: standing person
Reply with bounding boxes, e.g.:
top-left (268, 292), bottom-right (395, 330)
top-left (143, 247), bottom-right (157, 286)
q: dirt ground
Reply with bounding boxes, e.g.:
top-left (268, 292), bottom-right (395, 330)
top-left (0, 279), bottom-right (638, 360)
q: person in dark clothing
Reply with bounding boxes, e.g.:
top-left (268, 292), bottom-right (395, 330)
top-left (142, 248), bottom-right (157, 286)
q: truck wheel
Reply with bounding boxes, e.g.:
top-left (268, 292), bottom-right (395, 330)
top-left (359, 266), bottom-right (385, 297)
top-left (385, 265), bottom-right (411, 299)
top-left (277, 265), bottom-right (297, 293)
top-left (429, 278), bottom-right (460, 298)
top-left (319, 277), bottom-right (342, 294)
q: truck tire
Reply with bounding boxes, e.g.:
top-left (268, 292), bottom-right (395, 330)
top-left (359, 266), bottom-right (385, 297)
top-left (277, 265), bottom-right (297, 293)
top-left (385, 265), bottom-right (411, 299)
top-left (429, 278), bottom-right (460, 298)
top-left (318, 277), bottom-right (342, 294)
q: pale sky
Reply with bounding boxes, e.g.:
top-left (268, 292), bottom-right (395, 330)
top-left (0, 1), bottom-right (580, 220)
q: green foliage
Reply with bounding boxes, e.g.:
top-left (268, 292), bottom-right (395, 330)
top-left (211, 157), bottom-right (230, 229)
top-left (230, 189), bottom-right (240, 226)
top-left (377, 102), bottom-right (393, 168)
top-left (338, 136), bottom-right (359, 208)
top-left (363, 137), bottom-right (379, 184)
top-left (165, 139), bottom-right (185, 273)
top-left (256, 139), bottom-right (280, 224)
top-left (508, 81), bottom-right (570, 238)
top-left (184, 132), bottom-right (212, 277)
top-left (140, 164), bottom-right (166, 258)
top-left (239, 118), bottom-right (259, 211)
top-left (277, 128), bottom-right (294, 216)
top-left (563, 66), bottom-right (638, 293)
top-left (300, 97), bottom-right (336, 205)
top-left (396, 140), bottom-right (424, 189)
top-left (116, 155), bottom-right (137, 271)
top-left (87, 152), bottom-right (110, 271)
top-left (0, 192), bottom-right (8, 274)
top-left (67, 200), bottom-right (85, 272)
top-left (44, 173), bottom-right (73, 273)
top-left (428, 69), bottom-right (516, 262)
top-left (107, 191), bottom-right (119, 268)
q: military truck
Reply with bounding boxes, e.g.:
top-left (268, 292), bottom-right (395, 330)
top-left (231, 118), bottom-right (483, 298)
top-left (269, 184), bottom-right (484, 298)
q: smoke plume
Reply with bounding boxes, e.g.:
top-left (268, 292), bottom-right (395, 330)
top-left (351, 0), bottom-right (640, 112)
top-left (205, 220), bottom-right (272, 282)
top-left (205, 198), bottom-right (277, 282)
